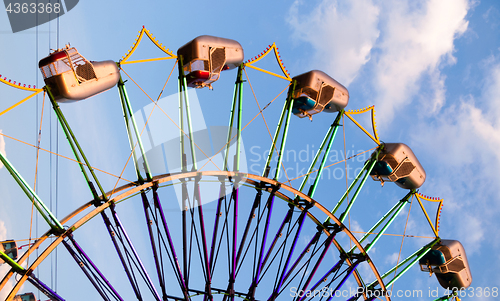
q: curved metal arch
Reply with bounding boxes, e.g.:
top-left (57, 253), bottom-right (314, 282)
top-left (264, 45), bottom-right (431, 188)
top-left (6, 171), bottom-right (390, 301)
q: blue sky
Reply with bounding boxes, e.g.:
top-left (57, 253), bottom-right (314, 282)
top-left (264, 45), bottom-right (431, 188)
top-left (1, 0), bottom-right (500, 300)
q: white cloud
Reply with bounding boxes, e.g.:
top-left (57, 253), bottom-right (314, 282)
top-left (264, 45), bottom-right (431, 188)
top-left (385, 252), bottom-right (400, 265)
top-left (287, 0), bottom-right (380, 86)
top-left (372, 0), bottom-right (469, 123)
top-left (412, 58), bottom-right (500, 254)
top-left (0, 220), bottom-right (6, 240)
top-left (287, 0), bottom-right (470, 124)
top-left (0, 130), bottom-right (6, 169)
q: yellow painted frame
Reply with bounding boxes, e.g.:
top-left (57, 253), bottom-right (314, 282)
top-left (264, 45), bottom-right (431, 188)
top-left (415, 193), bottom-right (444, 238)
top-left (244, 43), bottom-right (292, 81)
top-left (0, 75), bottom-right (44, 116)
top-left (344, 105), bottom-right (381, 145)
top-left (0, 90), bottom-right (44, 117)
top-left (0, 76), bottom-right (42, 92)
top-left (120, 26), bottom-right (177, 65)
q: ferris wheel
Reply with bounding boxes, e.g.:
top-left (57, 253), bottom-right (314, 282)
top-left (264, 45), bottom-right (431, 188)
top-left (0, 26), bottom-right (472, 301)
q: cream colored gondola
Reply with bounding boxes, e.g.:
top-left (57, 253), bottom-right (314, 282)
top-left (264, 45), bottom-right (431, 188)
top-left (177, 35), bottom-right (244, 89)
top-left (370, 143), bottom-right (426, 189)
top-left (419, 240), bottom-right (472, 290)
top-left (290, 70), bottom-right (349, 119)
top-left (39, 45), bottom-right (119, 102)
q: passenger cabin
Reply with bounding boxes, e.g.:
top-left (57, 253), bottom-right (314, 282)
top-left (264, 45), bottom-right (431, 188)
top-left (290, 70), bottom-right (349, 119)
top-left (39, 46), bottom-right (119, 102)
top-left (0, 239), bottom-right (18, 264)
top-left (13, 293), bottom-right (37, 301)
top-left (419, 240), bottom-right (472, 290)
top-left (370, 143), bottom-right (426, 189)
top-left (177, 35), bottom-right (244, 89)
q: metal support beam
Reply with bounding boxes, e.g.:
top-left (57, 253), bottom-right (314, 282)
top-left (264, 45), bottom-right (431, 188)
top-left (298, 110), bottom-right (344, 198)
top-left (177, 55), bottom-right (198, 172)
top-left (262, 81), bottom-right (297, 179)
top-left (0, 151), bottom-right (63, 232)
top-left (47, 87), bottom-right (106, 203)
top-left (117, 74), bottom-right (152, 182)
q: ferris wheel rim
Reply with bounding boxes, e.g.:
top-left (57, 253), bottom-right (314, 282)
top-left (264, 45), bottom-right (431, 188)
top-left (4, 170), bottom-right (390, 301)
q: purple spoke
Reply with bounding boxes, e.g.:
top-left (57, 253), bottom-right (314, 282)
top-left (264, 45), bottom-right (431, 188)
top-left (325, 259), bottom-right (363, 301)
top-left (297, 231), bottom-right (337, 301)
top-left (268, 209), bottom-right (308, 300)
top-left (110, 205), bottom-right (163, 301)
top-left (308, 257), bottom-right (344, 294)
top-left (260, 209), bottom-right (293, 269)
top-left (209, 181), bottom-right (226, 273)
top-left (228, 183), bottom-right (239, 300)
top-left (235, 188), bottom-right (262, 268)
top-left (282, 231), bottom-right (321, 283)
top-left (222, 187), bottom-right (262, 301)
top-left (66, 235), bottom-right (123, 300)
top-left (102, 211), bottom-right (142, 299)
top-left (27, 274), bottom-right (66, 301)
top-left (62, 240), bottom-right (110, 300)
top-left (247, 188), bottom-right (277, 300)
top-left (142, 192), bottom-right (167, 299)
top-left (153, 187), bottom-right (191, 300)
top-left (193, 178), bottom-right (213, 301)
top-left (181, 181), bottom-right (189, 288)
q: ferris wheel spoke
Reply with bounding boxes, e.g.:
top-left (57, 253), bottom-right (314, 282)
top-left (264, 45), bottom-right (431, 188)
top-left (151, 187), bottom-right (191, 300)
top-left (329, 155), bottom-right (378, 224)
top-left (268, 205), bottom-right (310, 300)
top-left (101, 205), bottom-right (162, 301)
top-left (259, 208), bottom-right (292, 272)
top-left (186, 190), bottom-right (206, 286)
top-left (281, 229), bottom-right (322, 285)
top-left (247, 185), bottom-right (278, 300)
top-left (62, 235), bottom-right (121, 301)
top-left (322, 257), bottom-right (365, 301)
top-left (221, 187), bottom-right (266, 300)
top-left (284, 230), bottom-right (324, 297)
top-left (296, 225), bottom-right (342, 301)
top-left (48, 93), bottom-right (107, 202)
top-left (141, 191), bottom-right (168, 299)
top-left (209, 181), bottom-right (227, 274)
top-left (191, 178), bottom-right (214, 300)
top-left (256, 210), bottom-right (296, 285)
top-left (210, 186), bottom-right (234, 279)
top-left (227, 182), bottom-right (240, 300)
top-left (234, 187), bottom-right (262, 274)
top-left (181, 181), bottom-right (190, 287)
top-left (26, 274), bottom-right (66, 301)
top-left (101, 211), bottom-right (142, 299)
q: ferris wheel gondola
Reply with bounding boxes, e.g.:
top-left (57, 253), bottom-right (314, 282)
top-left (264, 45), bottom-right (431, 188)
top-left (13, 292), bottom-right (37, 301)
top-left (419, 239), bottom-right (472, 290)
top-left (177, 35), bottom-right (244, 89)
top-left (370, 142), bottom-right (426, 189)
top-left (38, 45), bottom-right (119, 102)
top-left (290, 70), bottom-right (349, 119)
top-left (0, 240), bottom-right (17, 264)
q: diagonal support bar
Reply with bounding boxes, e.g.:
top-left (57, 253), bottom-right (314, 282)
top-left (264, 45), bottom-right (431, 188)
top-left (47, 87), bottom-right (107, 203)
top-left (117, 74), bottom-right (152, 182)
top-left (350, 190), bottom-right (415, 255)
top-left (224, 65), bottom-right (244, 172)
top-left (0, 151), bottom-right (63, 232)
top-left (327, 147), bottom-right (382, 225)
top-left (262, 81), bottom-right (296, 179)
top-left (178, 55), bottom-right (198, 172)
top-left (298, 110), bottom-right (344, 198)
